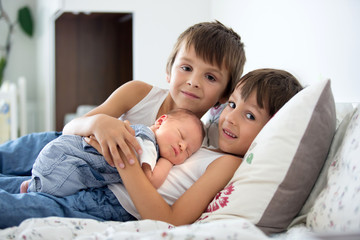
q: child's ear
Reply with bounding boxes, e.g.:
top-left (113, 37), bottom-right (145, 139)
top-left (166, 73), bottom-right (171, 83)
top-left (155, 114), bottom-right (168, 128)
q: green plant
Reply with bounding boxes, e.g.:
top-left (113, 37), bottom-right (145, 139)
top-left (0, 0), bottom-right (33, 87)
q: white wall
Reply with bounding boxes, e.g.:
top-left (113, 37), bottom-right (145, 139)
top-left (3, 0), bottom-right (212, 132)
top-left (37, 0), bottom-right (212, 131)
top-left (211, 0), bottom-right (360, 103)
top-left (60, 0), bottom-right (212, 89)
top-left (3, 0), bottom-right (359, 133)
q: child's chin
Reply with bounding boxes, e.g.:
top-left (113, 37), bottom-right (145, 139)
top-left (219, 143), bottom-right (244, 156)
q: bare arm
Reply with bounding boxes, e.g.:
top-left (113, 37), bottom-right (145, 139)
top-left (142, 158), bottom-right (173, 189)
top-left (141, 163), bottom-right (153, 181)
top-left (116, 149), bottom-right (242, 226)
top-left (63, 81), bottom-right (152, 167)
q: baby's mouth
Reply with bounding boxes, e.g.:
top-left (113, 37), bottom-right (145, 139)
top-left (172, 146), bottom-right (179, 156)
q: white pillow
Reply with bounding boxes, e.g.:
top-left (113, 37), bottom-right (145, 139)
top-left (307, 104), bottom-right (360, 232)
top-left (288, 105), bottom-right (355, 228)
top-left (197, 79), bottom-right (336, 235)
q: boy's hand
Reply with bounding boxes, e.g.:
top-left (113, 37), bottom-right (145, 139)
top-left (84, 135), bottom-right (102, 152)
top-left (85, 118), bottom-right (142, 168)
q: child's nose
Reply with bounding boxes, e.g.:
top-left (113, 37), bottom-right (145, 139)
top-left (225, 110), bottom-right (237, 125)
top-left (186, 75), bottom-right (200, 88)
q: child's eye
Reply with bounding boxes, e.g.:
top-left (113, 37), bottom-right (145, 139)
top-left (205, 74), bottom-right (216, 82)
top-left (228, 101), bottom-right (236, 109)
top-left (181, 66), bottom-right (192, 72)
top-left (178, 129), bottom-right (184, 139)
top-left (246, 113), bottom-right (255, 120)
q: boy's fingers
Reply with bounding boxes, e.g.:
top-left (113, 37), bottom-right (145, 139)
top-left (123, 121), bottom-right (142, 155)
top-left (116, 140), bottom-right (135, 166)
top-left (85, 137), bottom-right (117, 166)
top-left (124, 120), bottom-right (135, 134)
top-left (109, 143), bottom-right (125, 168)
top-left (124, 131), bottom-right (143, 157)
top-left (102, 147), bottom-right (115, 168)
top-left (86, 137), bottom-right (116, 167)
top-left (84, 137), bottom-right (102, 154)
top-left (130, 138), bottom-right (143, 156)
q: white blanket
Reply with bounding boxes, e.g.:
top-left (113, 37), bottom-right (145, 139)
top-left (0, 217), bottom-right (316, 240)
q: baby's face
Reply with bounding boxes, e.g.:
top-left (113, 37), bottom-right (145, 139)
top-left (155, 117), bottom-right (202, 165)
top-left (218, 88), bottom-right (271, 157)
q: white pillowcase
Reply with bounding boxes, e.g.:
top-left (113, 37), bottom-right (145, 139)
top-left (288, 103), bottom-right (355, 228)
top-left (197, 79), bottom-right (336, 235)
top-left (307, 104), bottom-right (360, 232)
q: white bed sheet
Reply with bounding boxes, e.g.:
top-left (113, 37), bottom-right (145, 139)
top-left (0, 217), bottom-right (317, 240)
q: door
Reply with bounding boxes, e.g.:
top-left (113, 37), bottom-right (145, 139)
top-left (55, 12), bottom-right (133, 131)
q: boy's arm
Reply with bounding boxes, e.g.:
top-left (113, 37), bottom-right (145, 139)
top-left (63, 81), bottom-right (153, 167)
top-left (116, 149), bottom-right (241, 226)
top-left (142, 158), bottom-right (173, 189)
top-left (141, 163), bottom-right (152, 180)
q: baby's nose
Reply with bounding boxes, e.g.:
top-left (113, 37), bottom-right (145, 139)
top-left (179, 142), bottom-right (187, 151)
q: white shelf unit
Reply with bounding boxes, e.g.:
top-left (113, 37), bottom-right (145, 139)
top-left (0, 77), bottom-right (27, 143)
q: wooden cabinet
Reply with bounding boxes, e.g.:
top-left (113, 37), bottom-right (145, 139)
top-left (55, 12), bottom-right (133, 131)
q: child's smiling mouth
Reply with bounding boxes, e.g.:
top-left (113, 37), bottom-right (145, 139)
top-left (222, 128), bottom-right (237, 139)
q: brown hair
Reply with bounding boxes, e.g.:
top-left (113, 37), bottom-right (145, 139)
top-left (167, 108), bottom-right (205, 141)
top-left (166, 20), bottom-right (246, 101)
top-left (237, 68), bottom-right (303, 116)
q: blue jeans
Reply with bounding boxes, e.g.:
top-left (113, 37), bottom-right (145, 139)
top-left (0, 132), bottom-right (136, 229)
top-left (29, 135), bottom-right (122, 197)
top-left (0, 131), bottom-right (61, 176)
top-left (0, 174), bottom-right (136, 229)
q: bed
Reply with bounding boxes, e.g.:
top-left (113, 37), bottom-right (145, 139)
top-left (1, 79), bottom-right (359, 239)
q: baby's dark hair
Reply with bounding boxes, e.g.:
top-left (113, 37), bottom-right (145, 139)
top-left (166, 20), bottom-right (246, 101)
top-left (237, 68), bottom-right (303, 117)
top-left (167, 108), bottom-right (205, 141)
